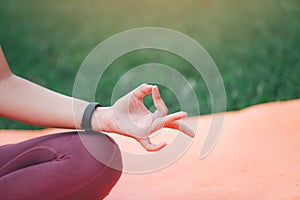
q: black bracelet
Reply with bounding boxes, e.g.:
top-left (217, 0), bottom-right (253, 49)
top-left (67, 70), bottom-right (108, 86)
top-left (81, 102), bottom-right (101, 131)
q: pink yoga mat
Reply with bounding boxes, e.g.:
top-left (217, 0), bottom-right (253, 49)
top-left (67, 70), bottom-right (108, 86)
top-left (1, 99), bottom-right (300, 199)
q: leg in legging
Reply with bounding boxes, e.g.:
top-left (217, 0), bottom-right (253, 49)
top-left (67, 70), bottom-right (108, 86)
top-left (0, 131), bottom-right (122, 200)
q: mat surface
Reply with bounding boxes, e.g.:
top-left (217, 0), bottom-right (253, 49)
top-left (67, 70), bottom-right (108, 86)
top-left (1, 99), bottom-right (300, 199)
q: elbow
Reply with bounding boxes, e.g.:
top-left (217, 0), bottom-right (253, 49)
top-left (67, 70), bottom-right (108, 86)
top-left (0, 72), bottom-right (14, 83)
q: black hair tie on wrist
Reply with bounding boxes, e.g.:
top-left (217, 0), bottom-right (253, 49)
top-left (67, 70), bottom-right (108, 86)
top-left (81, 102), bottom-right (101, 131)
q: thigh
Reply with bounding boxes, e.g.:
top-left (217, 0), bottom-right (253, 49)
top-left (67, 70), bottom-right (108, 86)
top-left (0, 131), bottom-right (122, 200)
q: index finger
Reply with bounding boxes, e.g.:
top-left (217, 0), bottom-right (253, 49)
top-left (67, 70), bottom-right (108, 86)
top-left (133, 83), bottom-right (153, 100)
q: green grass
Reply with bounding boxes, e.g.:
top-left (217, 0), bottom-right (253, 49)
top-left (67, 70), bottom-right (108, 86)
top-left (0, 0), bottom-right (299, 129)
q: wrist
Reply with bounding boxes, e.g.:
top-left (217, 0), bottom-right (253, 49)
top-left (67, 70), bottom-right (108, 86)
top-left (91, 106), bottom-right (112, 132)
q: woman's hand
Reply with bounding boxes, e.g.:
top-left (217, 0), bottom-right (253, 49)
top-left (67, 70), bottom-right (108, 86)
top-left (92, 84), bottom-right (195, 152)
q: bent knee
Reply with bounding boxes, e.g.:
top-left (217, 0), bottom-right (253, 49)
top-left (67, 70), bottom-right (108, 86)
top-left (60, 132), bottom-right (122, 199)
top-left (76, 131), bottom-right (122, 171)
top-left (49, 131), bottom-right (122, 179)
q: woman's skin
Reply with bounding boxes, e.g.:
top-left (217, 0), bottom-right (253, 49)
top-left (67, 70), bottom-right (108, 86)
top-left (0, 46), bottom-right (194, 151)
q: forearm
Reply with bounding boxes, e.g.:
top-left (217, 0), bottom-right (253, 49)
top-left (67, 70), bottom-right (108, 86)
top-left (0, 74), bottom-right (90, 129)
top-left (0, 47), bottom-right (110, 131)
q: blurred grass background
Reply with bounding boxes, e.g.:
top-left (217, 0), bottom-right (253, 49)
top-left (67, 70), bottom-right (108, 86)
top-left (0, 0), bottom-right (299, 129)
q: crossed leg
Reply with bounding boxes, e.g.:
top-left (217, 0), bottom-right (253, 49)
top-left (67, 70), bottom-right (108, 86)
top-left (0, 131), bottom-right (122, 200)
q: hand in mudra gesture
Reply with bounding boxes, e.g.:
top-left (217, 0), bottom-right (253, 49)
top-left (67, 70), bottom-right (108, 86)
top-left (97, 84), bottom-right (195, 152)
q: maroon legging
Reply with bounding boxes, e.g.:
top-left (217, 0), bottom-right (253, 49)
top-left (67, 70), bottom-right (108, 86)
top-left (0, 131), bottom-right (122, 200)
